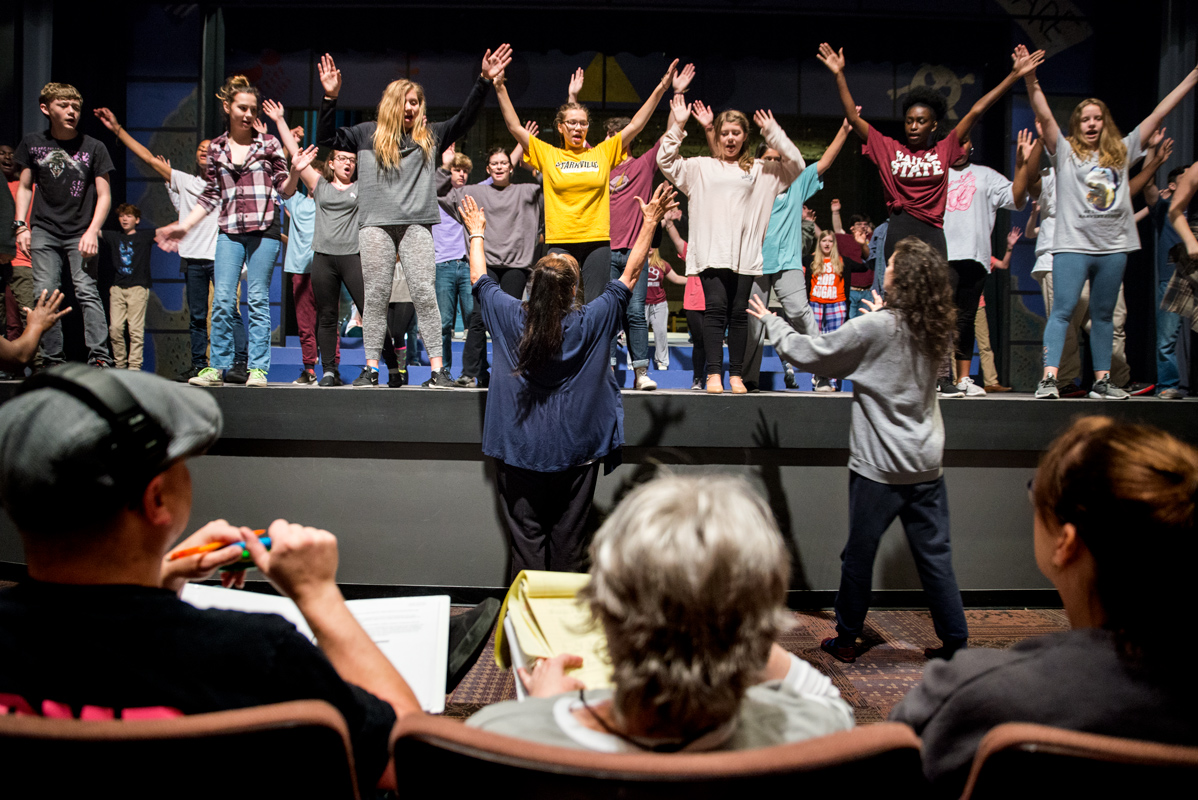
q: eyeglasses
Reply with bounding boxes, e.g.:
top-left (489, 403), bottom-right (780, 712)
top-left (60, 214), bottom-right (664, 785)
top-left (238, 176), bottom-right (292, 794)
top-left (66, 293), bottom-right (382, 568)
top-left (562, 120), bottom-right (589, 129)
top-left (333, 155), bottom-right (357, 165)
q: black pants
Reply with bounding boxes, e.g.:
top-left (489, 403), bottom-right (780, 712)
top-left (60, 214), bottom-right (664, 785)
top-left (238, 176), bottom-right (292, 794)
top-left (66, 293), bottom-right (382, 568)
top-left (548, 241), bottom-right (610, 305)
top-left (495, 460), bottom-right (601, 581)
top-left (686, 309), bottom-right (706, 384)
top-left (461, 266), bottom-right (529, 379)
top-left (700, 269), bottom-right (753, 377)
top-left (883, 211), bottom-right (948, 261)
top-left (311, 251), bottom-right (405, 371)
top-left (947, 260), bottom-right (988, 362)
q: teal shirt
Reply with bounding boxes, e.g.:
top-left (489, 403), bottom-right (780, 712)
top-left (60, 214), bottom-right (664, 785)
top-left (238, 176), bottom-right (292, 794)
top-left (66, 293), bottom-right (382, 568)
top-left (281, 193), bottom-right (315, 275)
top-left (761, 167), bottom-right (824, 275)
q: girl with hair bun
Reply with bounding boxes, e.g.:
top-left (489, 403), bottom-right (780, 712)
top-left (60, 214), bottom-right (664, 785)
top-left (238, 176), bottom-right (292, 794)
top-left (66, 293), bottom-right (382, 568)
top-left (157, 74), bottom-right (288, 388)
top-left (893, 416), bottom-right (1198, 795)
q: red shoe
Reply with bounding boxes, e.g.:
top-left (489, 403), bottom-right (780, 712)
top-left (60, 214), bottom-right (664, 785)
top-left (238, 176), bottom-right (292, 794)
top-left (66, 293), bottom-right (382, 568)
top-left (1059, 383), bottom-right (1086, 398)
top-left (821, 636), bottom-right (857, 663)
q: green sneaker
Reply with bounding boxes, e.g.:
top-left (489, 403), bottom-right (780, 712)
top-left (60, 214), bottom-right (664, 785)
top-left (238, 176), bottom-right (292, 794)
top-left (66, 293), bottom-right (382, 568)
top-left (246, 368), bottom-right (269, 387)
top-left (188, 367), bottom-right (223, 387)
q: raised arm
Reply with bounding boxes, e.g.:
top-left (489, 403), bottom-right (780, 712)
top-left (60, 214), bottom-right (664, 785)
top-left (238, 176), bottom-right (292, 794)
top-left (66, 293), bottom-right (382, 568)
top-left (265, 100), bottom-right (322, 194)
top-left (992, 226), bottom-right (1021, 271)
top-left (1142, 128), bottom-right (1163, 207)
top-left (0, 290), bottom-right (70, 369)
top-left (622, 183), bottom-right (679, 290)
top-left (1139, 65), bottom-right (1198, 142)
top-left (663, 213), bottom-right (687, 253)
top-left (1170, 162), bottom-right (1198, 259)
top-left (831, 199), bottom-right (845, 234)
top-left (494, 79), bottom-right (530, 151)
top-left (94, 108), bottom-right (172, 181)
top-left (690, 100), bottom-right (719, 157)
top-left (281, 145), bottom-right (320, 199)
top-left (955, 45), bottom-right (1044, 141)
top-left (817, 44), bottom-right (869, 141)
top-left (657, 95), bottom-right (694, 195)
top-left (509, 120), bottom-right (538, 173)
top-left (1009, 128), bottom-right (1033, 210)
top-left (1131, 133), bottom-right (1173, 198)
top-left (1023, 62), bottom-right (1060, 155)
top-left (1020, 129), bottom-right (1044, 201)
top-left (617, 59), bottom-right (680, 148)
top-left (430, 44), bottom-right (511, 154)
top-left (815, 116), bottom-right (854, 176)
top-left (459, 195), bottom-right (488, 285)
top-left (566, 68), bottom-right (584, 104)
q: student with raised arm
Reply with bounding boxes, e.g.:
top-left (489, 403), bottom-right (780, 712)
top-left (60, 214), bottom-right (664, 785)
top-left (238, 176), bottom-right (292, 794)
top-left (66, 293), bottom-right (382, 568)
top-left (817, 43), bottom-right (1043, 262)
top-left (1025, 58), bottom-right (1197, 400)
top-left (13, 82), bottom-right (115, 368)
top-left (94, 108), bottom-right (249, 383)
top-left (495, 58), bottom-right (679, 307)
top-left (1166, 162), bottom-right (1198, 332)
top-left (744, 116), bottom-right (853, 390)
top-left (460, 182), bottom-right (678, 577)
top-left (657, 95), bottom-right (803, 394)
top-left (316, 48), bottom-right (511, 389)
top-left (156, 76), bottom-right (288, 389)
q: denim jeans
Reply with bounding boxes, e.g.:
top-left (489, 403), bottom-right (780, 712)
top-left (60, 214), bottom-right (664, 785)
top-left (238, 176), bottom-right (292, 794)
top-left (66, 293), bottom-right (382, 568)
top-left (434, 259), bottom-right (471, 368)
top-left (213, 233), bottom-right (279, 370)
top-left (183, 258), bottom-right (246, 369)
top-left (30, 228), bottom-right (111, 365)
top-left (836, 472), bottom-right (968, 648)
top-left (608, 248), bottom-right (649, 368)
top-left (1156, 278), bottom-right (1182, 391)
top-left (847, 287), bottom-right (871, 321)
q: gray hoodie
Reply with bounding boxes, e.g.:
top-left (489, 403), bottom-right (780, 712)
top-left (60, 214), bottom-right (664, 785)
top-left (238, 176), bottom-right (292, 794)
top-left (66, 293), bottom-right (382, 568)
top-left (763, 310), bottom-right (943, 484)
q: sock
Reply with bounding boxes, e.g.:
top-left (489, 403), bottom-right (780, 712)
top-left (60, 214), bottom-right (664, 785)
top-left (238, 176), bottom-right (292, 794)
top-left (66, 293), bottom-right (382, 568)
top-left (369, 365), bottom-right (378, 373)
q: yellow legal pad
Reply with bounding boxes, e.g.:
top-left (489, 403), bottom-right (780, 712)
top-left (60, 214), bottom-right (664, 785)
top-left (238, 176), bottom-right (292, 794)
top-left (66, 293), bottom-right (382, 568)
top-left (493, 570), bottom-right (613, 690)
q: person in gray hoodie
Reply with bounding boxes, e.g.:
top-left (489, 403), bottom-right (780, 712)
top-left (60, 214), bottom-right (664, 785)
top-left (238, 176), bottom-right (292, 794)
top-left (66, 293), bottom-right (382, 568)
top-left (747, 236), bottom-right (968, 663)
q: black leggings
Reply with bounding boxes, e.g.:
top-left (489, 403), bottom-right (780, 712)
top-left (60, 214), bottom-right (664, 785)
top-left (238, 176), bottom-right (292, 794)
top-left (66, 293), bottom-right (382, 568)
top-left (700, 269), bottom-right (754, 377)
top-left (311, 251), bottom-right (406, 372)
top-left (883, 211), bottom-right (948, 262)
top-left (686, 309), bottom-right (706, 384)
top-left (548, 241), bottom-right (610, 305)
top-left (462, 266), bottom-right (529, 379)
top-left (948, 260), bottom-right (988, 362)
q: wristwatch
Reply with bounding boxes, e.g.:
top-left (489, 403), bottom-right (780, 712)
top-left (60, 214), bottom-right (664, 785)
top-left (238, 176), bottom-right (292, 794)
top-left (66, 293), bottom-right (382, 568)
top-left (12, 220), bottom-right (27, 234)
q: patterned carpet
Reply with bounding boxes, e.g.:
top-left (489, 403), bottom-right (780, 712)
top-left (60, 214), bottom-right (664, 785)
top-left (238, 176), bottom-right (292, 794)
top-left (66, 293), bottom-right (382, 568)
top-left (444, 607), bottom-right (1070, 723)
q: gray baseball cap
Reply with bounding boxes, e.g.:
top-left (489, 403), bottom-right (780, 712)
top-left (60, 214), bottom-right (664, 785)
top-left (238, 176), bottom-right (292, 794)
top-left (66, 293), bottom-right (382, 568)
top-left (0, 370), bottom-right (222, 531)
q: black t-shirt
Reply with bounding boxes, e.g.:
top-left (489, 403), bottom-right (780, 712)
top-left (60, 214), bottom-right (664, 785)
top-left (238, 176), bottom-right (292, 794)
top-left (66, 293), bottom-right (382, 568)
top-left (105, 229), bottom-right (155, 288)
top-left (0, 581), bottom-right (396, 791)
top-left (13, 130), bottom-right (115, 239)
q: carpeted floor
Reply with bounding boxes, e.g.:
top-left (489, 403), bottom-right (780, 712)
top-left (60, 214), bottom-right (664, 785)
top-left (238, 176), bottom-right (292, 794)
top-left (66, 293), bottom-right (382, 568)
top-left (444, 607), bottom-right (1070, 723)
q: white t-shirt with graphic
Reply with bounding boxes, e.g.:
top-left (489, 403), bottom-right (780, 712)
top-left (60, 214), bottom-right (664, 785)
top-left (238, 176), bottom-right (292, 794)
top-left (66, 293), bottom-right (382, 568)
top-left (944, 164), bottom-right (1019, 271)
top-left (1049, 128), bottom-right (1144, 255)
top-left (1031, 169), bottom-right (1056, 275)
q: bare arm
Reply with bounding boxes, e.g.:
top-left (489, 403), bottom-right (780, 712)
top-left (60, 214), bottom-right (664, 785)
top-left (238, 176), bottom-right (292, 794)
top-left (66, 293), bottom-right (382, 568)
top-left (0, 289), bottom-right (70, 369)
top-left (663, 217), bottom-right (687, 253)
top-left (79, 175), bottom-right (111, 258)
top-left (622, 183), bottom-right (679, 290)
top-left (494, 81), bottom-right (530, 151)
top-left (94, 108), bottom-right (173, 181)
top-left (459, 195), bottom-right (488, 285)
top-left (281, 145), bottom-right (319, 199)
top-left (831, 199), bottom-right (845, 234)
top-left (566, 68), bottom-right (584, 104)
top-left (1131, 136), bottom-right (1173, 198)
top-left (690, 100), bottom-right (718, 157)
top-left (816, 45), bottom-right (869, 140)
top-left (1170, 163), bottom-right (1198, 259)
top-left (1024, 68), bottom-right (1060, 155)
top-left (618, 59), bottom-right (679, 148)
top-left (1025, 201), bottom-right (1040, 238)
top-left (265, 100), bottom-right (321, 193)
top-left (955, 46), bottom-right (1045, 141)
top-left (1140, 65), bottom-right (1198, 141)
top-left (663, 261), bottom-right (688, 285)
top-left (815, 117), bottom-right (853, 176)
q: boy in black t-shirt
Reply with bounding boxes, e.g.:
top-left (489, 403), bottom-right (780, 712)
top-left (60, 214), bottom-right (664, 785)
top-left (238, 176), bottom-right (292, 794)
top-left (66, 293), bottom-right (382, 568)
top-left (103, 203), bottom-right (154, 370)
top-left (12, 82), bottom-right (115, 367)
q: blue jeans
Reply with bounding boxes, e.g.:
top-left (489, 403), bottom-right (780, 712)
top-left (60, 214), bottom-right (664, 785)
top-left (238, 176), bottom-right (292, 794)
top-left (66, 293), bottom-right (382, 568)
top-left (847, 287), bottom-right (870, 321)
top-left (1156, 278), bottom-right (1182, 391)
top-left (609, 248), bottom-right (649, 368)
top-left (1043, 252), bottom-right (1126, 372)
top-left (213, 233), bottom-right (279, 370)
top-left (836, 472), bottom-right (968, 648)
top-left (183, 257), bottom-right (247, 369)
top-left (434, 259), bottom-right (471, 368)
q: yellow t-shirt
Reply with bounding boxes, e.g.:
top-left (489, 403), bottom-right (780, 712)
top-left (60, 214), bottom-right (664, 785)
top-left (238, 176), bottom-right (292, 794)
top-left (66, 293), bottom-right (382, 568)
top-left (524, 134), bottom-right (624, 244)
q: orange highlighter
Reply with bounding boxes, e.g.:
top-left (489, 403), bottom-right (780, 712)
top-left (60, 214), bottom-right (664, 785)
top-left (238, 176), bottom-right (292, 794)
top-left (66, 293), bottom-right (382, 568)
top-left (169, 530), bottom-right (268, 561)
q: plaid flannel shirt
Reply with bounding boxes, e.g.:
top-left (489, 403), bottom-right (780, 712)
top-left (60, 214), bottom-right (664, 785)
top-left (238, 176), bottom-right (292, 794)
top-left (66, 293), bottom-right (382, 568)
top-left (197, 132), bottom-right (288, 235)
top-left (1164, 247), bottom-right (1198, 333)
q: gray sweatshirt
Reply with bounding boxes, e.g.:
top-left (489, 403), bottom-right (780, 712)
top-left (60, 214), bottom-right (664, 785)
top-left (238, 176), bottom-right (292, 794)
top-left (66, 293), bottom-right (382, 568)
top-left (762, 310), bottom-right (943, 484)
top-left (437, 170), bottom-right (543, 269)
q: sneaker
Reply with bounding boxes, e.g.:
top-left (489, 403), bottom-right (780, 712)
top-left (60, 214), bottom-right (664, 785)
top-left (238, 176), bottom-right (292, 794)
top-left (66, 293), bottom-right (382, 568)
top-left (1034, 378), bottom-right (1059, 399)
top-left (1088, 377), bottom-right (1129, 400)
top-left (634, 366), bottom-right (657, 391)
top-left (88, 359), bottom-right (112, 369)
top-left (422, 367), bottom-right (456, 388)
top-left (188, 367), bottom-right (224, 387)
top-left (292, 369), bottom-right (317, 386)
top-left (924, 642), bottom-right (967, 661)
top-left (691, 379), bottom-right (703, 391)
top-left (937, 377), bottom-right (964, 398)
top-left (1121, 381), bottom-right (1155, 397)
top-left (1159, 387), bottom-right (1184, 399)
top-left (784, 368), bottom-right (798, 390)
top-left (175, 366), bottom-right (202, 383)
top-left (956, 376), bottom-right (987, 397)
top-left (1059, 383), bottom-right (1086, 398)
top-left (387, 368), bottom-right (408, 388)
top-left (813, 376), bottom-right (835, 394)
top-left (455, 375), bottom-right (478, 388)
top-left (352, 367), bottom-right (379, 387)
top-left (820, 636), bottom-right (856, 664)
top-left (318, 369), bottom-right (343, 387)
top-left (246, 369), bottom-right (268, 387)
top-left (225, 363), bottom-right (249, 385)
top-left (654, 360), bottom-right (669, 371)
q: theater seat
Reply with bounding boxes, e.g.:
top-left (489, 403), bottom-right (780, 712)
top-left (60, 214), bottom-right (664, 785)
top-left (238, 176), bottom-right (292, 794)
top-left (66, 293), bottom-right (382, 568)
top-left (391, 715), bottom-right (925, 799)
top-left (961, 722), bottom-right (1198, 800)
top-left (0, 699), bottom-right (360, 799)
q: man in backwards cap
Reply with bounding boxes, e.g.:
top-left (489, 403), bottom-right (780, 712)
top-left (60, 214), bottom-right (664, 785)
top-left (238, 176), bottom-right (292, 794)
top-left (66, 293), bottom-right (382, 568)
top-left (0, 369), bottom-right (418, 792)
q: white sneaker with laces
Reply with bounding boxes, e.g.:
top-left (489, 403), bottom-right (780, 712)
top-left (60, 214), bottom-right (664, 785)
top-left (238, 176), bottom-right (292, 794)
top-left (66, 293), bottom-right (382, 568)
top-left (956, 377), bottom-right (987, 397)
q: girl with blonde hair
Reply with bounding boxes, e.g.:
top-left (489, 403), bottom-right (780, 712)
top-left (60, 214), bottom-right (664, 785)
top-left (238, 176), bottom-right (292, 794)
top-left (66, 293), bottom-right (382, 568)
top-left (808, 230), bottom-right (847, 391)
top-left (315, 46), bottom-right (511, 388)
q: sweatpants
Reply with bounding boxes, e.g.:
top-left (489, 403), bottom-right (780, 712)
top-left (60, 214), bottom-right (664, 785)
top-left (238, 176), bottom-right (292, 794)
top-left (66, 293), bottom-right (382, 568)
top-left (495, 460), bottom-right (601, 581)
top-left (547, 241), bottom-right (610, 305)
top-left (461, 266), bottom-right (529, 380)
top-left (744, 269), bottom-right (817, 386)
top-left (648, 301), bottom-right (670, 368)
top-left (358, 224), bottom-right (441, 362)
top-left (835, 472), bottom-right (968, 649)
top-left (700, 269), bottom-right (754, 377)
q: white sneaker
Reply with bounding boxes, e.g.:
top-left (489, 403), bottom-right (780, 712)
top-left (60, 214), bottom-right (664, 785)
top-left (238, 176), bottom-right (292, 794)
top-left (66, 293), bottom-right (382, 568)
top-left (956, 377), bottom-right (987, 397)
top-left (634, 366), bottom-right (657, 391)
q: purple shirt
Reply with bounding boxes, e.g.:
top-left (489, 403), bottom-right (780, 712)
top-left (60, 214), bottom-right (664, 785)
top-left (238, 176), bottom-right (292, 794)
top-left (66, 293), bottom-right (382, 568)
top-left (608, 140), bottom-right (661, 251)
top-left (432, 205), bottom-right (467, 263)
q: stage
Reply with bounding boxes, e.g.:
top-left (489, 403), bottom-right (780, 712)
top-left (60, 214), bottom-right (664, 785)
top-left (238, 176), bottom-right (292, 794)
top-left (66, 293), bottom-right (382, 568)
top-left (2, 385), bottom-right (1194, 607)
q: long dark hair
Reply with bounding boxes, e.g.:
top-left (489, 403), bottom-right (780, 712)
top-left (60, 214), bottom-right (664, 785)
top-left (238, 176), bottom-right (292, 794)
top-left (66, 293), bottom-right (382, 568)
top-left (516, 253), bottom-right (582, 376)
top-left (885, 237), bottom-right (956, 360)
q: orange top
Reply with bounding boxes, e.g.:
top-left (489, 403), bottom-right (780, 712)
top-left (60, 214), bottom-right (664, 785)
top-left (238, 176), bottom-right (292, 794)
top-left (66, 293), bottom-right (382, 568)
top-left (810, 258), bottom-right (845, 304)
